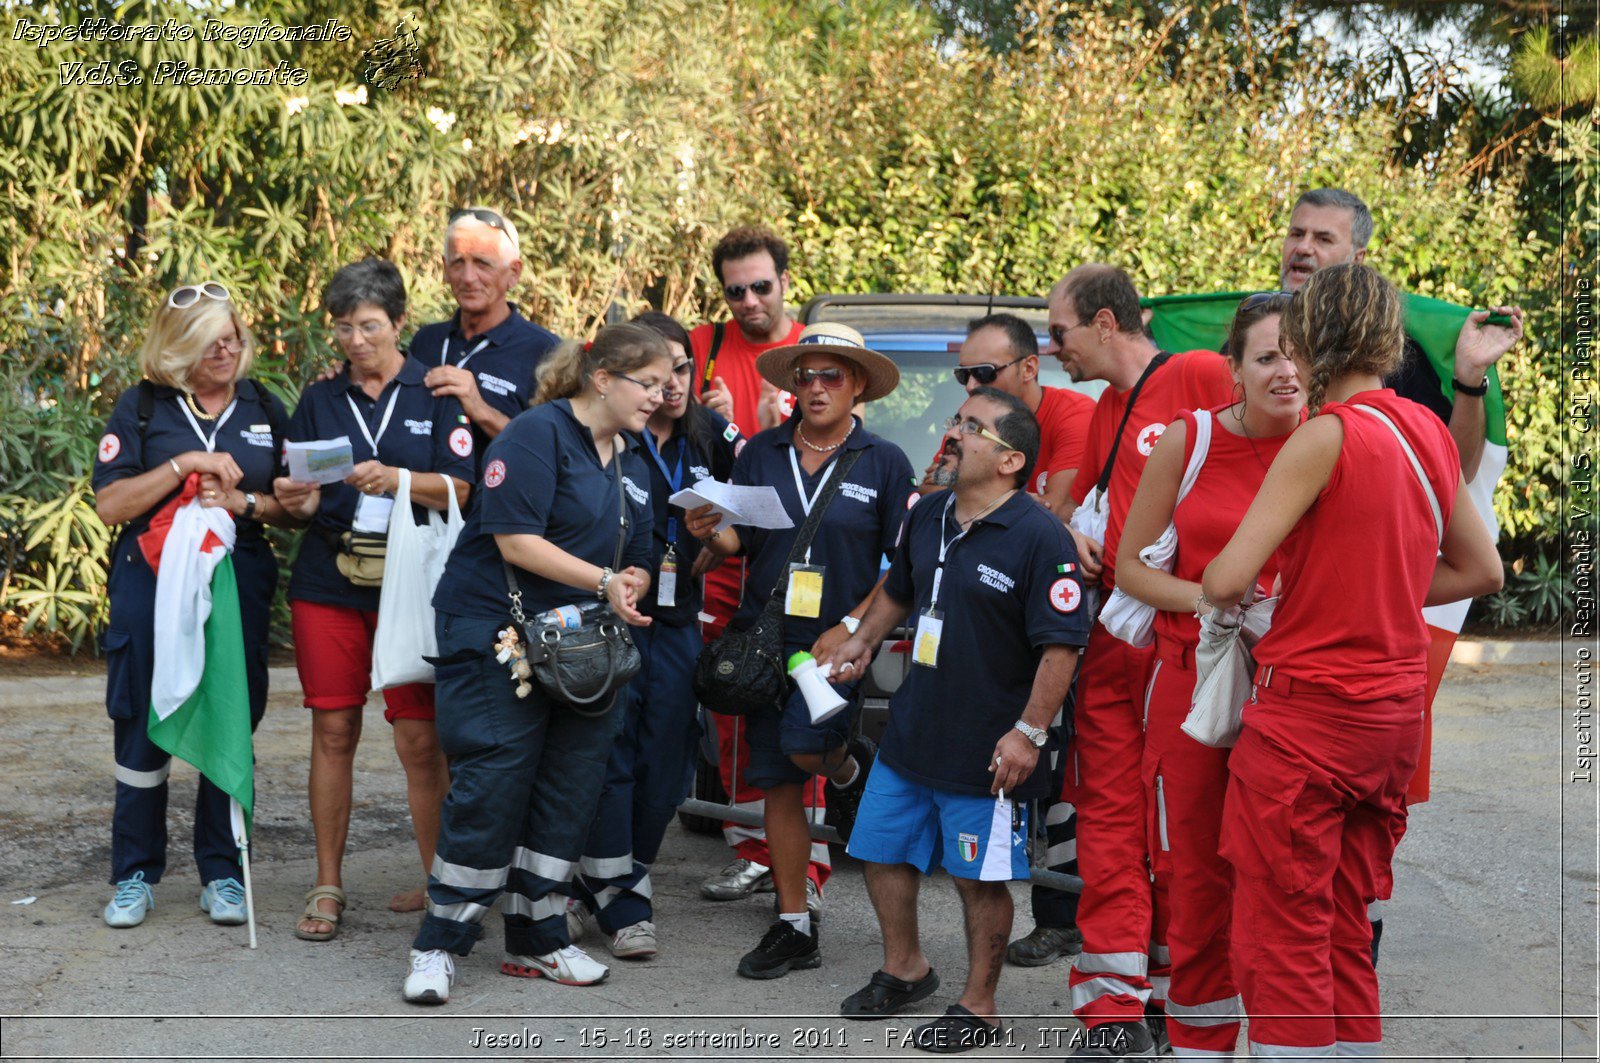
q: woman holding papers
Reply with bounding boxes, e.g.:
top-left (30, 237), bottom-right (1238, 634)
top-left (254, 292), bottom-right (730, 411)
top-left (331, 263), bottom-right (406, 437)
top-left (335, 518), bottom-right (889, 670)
top-left (686, 321), bottom-right (913, 981)
top-left (401, 322), bottom-right (669, 1004)
top-left (1113, 292), bottom-right (1303, 1056)
top-left (272, 259), bottom-right (474, 942)
top-left (1201, 265), bottom-right (1502, 1058)
top-left (92, 282), bottom-right (291, 929)
top-left (567, 312), bottom-right (743, 960)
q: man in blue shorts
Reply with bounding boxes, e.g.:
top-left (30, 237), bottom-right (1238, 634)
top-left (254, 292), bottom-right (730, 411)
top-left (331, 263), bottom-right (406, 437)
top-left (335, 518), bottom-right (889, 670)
top-left (820, 387), bottom-right (1090, 1053)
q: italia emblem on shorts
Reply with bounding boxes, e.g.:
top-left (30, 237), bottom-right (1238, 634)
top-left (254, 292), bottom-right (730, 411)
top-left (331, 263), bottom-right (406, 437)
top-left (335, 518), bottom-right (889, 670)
top-left (484, 459), bottom-right (507, 488)
top-left (958, 832), bottom-right (979, 863)
top-left (1049, 577), bottom-right (1081, 614)
top-left (448, 426), bottom-right (473, 457)
top-left (1136, 422), bottom-right (1165, 457)
top-left (96, 434), bottom-right (121, 462)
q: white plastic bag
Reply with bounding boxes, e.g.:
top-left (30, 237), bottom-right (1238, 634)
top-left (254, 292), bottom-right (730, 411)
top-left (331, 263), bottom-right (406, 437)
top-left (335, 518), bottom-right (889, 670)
top-left (370, 469), bottom-right (465, 689)
top-left (1100, 411), bottom-right (1213, 647)
top-left (1182, 604), bottom-right (1252, 748)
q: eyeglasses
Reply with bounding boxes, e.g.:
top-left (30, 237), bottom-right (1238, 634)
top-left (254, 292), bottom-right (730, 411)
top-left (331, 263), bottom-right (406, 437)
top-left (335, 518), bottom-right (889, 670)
top-left (953, 356), bottom-right (1024, 387)
top-left (448, 207), bottom-right (519, 251)
top-left (723, 279), bottom-right (776, 302)
top-left (943, 415), bottom-right (1015, 450)
top-left (613, 372), bottom-right (666, 398)
top-left (333, 320), bottom-right (390, 340)
top-left (793, 366), bottom-right (850, 390)
top-left (210, 335), bottom-right (244, 353)
top-left (1047, 320), bottom-right (1089, 347)
top-left (167, 282), bottom-right (231, 310)
top-left (1239, 291), bottom-right (1292, 313)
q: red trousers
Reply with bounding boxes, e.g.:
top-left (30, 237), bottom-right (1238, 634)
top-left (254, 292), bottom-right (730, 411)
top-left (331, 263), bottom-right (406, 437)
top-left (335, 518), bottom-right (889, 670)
top-left (703, 568), bottom-right (830, 888)
top-left (1064, 625), bottom-right (1165, 1026)
top-left (1221, 674), bottom-right (1420, 1055)
top-left (1144, 639), bottom-right (1240, 1055)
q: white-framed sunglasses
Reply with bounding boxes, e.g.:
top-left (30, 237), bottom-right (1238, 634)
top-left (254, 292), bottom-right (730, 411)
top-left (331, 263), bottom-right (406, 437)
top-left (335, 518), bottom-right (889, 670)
top-left (166, 282), bottom-right (231, 310)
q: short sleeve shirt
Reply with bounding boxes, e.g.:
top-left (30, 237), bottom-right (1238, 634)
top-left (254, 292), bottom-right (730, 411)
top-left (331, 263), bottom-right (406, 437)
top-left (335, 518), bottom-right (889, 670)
top-left (636, 409), bottom-right (743, 627)
top-left (689, 320), bottom-right (803, 439)
top-left (880, 489), bottom-right (1089, 799)
top-left (285, 357), bottom-right (477, 611)
top-left (433, 400), bottom-right (653, 621)
top-left (1031, 386), bottom-right (1096, 496)
top-left (410, 304), bottom-right (561, 467)
top-left (731, 416), bottom-right (915, 648)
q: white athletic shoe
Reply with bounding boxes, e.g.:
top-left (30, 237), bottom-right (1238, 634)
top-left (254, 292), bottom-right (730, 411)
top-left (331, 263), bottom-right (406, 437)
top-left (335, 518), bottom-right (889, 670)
top-left (608, 920), bottom-right (658, 960)
top-left (402, 948), bottom-right (455, 1005)
top-left (502, 944), bottom-right (610, 986)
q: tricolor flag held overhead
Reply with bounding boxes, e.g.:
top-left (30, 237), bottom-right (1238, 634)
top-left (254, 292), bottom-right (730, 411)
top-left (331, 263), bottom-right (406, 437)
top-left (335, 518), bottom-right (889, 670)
top-left (1143, 290), bottom-right (1507, 802)
top-left (137, 476), bottom-right (255, 832)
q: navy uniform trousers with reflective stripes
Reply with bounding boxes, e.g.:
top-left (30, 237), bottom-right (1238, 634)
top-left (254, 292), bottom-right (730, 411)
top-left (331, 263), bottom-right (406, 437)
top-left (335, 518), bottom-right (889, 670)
top-left (104, 533), bottom-right (273, 885)
top-left (415, 612), bottom-right (624, 958)
top-left (574, 621), bottom-right (702, 932)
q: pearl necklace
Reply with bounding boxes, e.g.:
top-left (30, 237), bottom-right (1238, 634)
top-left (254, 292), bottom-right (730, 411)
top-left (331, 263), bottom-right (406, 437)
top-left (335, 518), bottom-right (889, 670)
top-left (796, 420), bottom-right (853, 453)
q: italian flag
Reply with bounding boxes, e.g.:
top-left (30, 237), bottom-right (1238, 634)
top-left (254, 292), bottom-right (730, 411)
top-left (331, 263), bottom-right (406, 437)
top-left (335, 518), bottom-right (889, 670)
top-left (137, 476), bottom-right (255, 833)
top-left (1144, 291), bottom-right (1507, 802)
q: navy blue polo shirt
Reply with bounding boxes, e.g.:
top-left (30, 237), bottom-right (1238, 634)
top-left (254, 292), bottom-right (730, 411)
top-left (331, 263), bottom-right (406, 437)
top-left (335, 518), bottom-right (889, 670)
top-left (433, 399), bottom-right (653, 621)
top-left (879, 488), bottom-right (1090, 800)
top-left (410, 303), bottom-right (560, 465)
top-left (635, 407), bottom-right (742, 627)
top-left (732, 415), bottom-right (915, 649)
top-left (93, 380), bottom-right (287, 529)
top-left (285, 357), bottom-right (477, 611)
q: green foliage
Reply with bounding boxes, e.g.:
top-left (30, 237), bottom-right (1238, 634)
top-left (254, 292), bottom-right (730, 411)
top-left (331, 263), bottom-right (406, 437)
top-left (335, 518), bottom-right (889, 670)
top-left (1513, 27), bottom-right (1600, 111)
top-left (1470, 550), bottom-right (1577, 630)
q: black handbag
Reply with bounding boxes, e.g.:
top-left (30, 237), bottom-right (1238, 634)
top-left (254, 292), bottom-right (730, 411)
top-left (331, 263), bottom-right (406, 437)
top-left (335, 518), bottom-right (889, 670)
top-left (502, 445), bottom-right (642, 717)
top-left (692, 448), bottom-right (862, 717)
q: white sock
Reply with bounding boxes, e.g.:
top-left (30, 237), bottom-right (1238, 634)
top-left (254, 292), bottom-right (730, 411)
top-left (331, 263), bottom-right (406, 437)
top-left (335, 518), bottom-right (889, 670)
top-left (779, 912), bottom-right (811, 936)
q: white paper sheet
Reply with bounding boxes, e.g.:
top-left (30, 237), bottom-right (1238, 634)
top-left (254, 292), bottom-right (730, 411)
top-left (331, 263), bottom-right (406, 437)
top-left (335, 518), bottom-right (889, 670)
top-left (668, 479), bottom-right (795, 531)
top-left (286, 436), bottom-right (355, 485)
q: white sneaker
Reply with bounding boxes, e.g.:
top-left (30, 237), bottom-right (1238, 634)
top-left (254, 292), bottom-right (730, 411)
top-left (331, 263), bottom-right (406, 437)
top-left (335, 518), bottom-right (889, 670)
top-left (403, 948), bottom-right (455, 1005)
top-left (502, 944), bottom-right (610, 986)
top-left (608, 920), bottom-right (657, 960)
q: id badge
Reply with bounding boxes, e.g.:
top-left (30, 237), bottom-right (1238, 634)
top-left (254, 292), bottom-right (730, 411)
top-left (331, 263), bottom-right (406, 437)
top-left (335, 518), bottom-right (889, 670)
top-left (785, 564), bottom-right (825, 618)
top-left (913, 608), bottom-right (943, 668)
top-left (353, 493), bottom-right (394, 533)
top-left (657, 549), bottom-right (678, 608)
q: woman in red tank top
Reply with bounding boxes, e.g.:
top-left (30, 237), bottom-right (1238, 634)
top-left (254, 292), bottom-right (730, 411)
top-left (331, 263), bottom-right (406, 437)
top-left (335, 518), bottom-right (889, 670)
top-left (1200, 264), bottom-right (1502, 1057)
top-left (1112, 292), bottom-right (1302, 1057)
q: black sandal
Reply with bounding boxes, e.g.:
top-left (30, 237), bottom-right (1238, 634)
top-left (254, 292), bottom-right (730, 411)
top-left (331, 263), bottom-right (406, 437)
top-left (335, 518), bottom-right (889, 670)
top-left (840, 967), bottom-right (940, 1018)
top-left (912, 1004), bottom-right (1004, 1054)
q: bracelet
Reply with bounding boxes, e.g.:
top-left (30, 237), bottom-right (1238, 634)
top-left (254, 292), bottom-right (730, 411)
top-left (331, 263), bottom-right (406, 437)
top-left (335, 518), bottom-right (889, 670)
top-left (596, 566), bottom-right (615, 600)
top-left (168, 457), bottom-right (183, 479)
top-left (1452, 376), bottom-right (1489, 397)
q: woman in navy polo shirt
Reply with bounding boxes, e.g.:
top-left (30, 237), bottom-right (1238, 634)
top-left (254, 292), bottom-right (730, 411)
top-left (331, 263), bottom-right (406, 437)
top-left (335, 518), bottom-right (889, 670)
top-left (93, 282), bottom-right (291, 929)
top-left (686, 322), bottom-right (914, 980)
top-left (272, 259), bottom-right (474, 943)
top-left (402, 322), bottom-right (670, 1005)
top-left (569, 312), bottom-right (742, 961)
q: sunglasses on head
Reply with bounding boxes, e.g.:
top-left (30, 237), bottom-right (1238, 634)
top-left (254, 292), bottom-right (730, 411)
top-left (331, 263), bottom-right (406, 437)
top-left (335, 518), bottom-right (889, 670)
top-left (724, 279), bottom-right (776, 301)
top-left (793, 366), bottom-right (850, 390)
top-left (953, 355), bottom-right (1024, 387)
top-left (166, 282), bottom-right (231, 310)
top-left (449, 208), bottom-right (517, 248)
top-left (1240, 291), bottom-right (1292, 312)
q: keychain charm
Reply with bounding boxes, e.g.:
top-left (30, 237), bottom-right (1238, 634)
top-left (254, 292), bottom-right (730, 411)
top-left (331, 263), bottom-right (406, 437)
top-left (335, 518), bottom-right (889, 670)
top-left (495, 626), bottom-right (534, 698)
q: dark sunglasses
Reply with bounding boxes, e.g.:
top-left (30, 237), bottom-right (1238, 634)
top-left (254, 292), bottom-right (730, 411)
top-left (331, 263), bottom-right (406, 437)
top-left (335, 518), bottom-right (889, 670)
top-left (1240, 291), bottom-right (1292, 312)
top-left (953, 355), bottom-right (1024, 387)
top-left (724, 279), bottom-right (776, 301)
top-left (793, 366), bottom-right (850, 390)
top-left (449, 208), bottom-right (516, 245)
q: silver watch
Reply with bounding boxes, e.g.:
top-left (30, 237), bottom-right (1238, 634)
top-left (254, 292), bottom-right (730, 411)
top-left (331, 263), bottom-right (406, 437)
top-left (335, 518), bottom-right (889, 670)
top-left (840, 615), bottom-right (861, 635)
top-left (1013, 720), bottom-right (1047, 748)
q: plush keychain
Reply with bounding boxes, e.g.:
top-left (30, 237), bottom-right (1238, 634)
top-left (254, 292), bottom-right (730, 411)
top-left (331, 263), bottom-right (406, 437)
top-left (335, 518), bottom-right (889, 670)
top-left (494, 626), bottom-right (534, 698)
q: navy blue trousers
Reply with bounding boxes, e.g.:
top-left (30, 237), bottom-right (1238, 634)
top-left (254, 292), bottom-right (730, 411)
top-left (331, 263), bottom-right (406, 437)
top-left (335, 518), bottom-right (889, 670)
top-left (415, 612), bottom-right (624, 958)
top-left (104, 533), bottom-right (273, 886)
top-left (575, 621), bottom-right (703, 931)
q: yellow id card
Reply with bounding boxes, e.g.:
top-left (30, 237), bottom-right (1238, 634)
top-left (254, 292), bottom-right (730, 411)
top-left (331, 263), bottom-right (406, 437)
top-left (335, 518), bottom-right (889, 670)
top-left (913, 609), bottom-right (943, 667)
top-left (785, 564), bottom-right (825, 618)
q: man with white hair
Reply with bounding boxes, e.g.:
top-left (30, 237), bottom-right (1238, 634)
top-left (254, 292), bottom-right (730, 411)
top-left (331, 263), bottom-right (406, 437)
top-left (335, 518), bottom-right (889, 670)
top-left (414, 206), bottom-right (560, 464)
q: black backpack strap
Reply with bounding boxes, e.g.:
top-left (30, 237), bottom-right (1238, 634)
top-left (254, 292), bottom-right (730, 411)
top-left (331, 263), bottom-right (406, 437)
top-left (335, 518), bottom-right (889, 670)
top-left (761, 447), bottom-right (864, 620)
top-left (1092, 351), bottom-right (1171, 496)
top-left (135, 379), bottom-right (156, 439)
top-left (698, 322), bottom-right (725, 397)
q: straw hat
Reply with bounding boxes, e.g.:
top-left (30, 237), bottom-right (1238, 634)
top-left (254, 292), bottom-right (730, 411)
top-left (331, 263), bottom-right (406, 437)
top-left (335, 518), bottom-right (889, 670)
top-left (755, 322), bottom-right (900, 403)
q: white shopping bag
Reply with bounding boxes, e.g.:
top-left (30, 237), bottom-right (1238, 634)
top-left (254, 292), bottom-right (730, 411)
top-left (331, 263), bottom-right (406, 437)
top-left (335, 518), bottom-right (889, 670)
top-left (370, 469), bottom-right (465, 689)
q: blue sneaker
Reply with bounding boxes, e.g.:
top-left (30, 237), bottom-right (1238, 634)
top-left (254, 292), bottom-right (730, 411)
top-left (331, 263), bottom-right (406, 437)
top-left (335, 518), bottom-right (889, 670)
top-left (200, 878), bottom-right (247, 926)
top-left (104, 872), bottom-right (154, 928)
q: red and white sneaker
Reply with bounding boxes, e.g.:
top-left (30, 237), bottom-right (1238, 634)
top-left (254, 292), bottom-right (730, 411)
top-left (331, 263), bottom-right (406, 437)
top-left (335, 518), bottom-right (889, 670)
top-left (502, 945), bottom-right (610, 986)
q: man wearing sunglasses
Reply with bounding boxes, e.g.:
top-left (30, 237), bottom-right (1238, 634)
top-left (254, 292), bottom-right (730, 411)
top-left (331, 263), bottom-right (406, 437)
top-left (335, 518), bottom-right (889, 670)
top-left (413, 206), bottom-right (560, 468)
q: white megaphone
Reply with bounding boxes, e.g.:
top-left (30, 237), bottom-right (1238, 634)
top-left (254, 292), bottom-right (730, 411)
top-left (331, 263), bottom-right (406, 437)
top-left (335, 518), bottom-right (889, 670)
top-left (787, 651), bottom-right (848, 724)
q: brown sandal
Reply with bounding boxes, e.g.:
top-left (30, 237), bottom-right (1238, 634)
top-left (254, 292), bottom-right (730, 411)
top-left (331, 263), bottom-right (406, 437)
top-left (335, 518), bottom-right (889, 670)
top-left (294, 885), bottom-right (346, 941)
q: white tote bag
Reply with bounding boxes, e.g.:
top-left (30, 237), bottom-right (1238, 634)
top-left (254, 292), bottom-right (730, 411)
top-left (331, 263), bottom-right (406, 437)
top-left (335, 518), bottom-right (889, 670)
top-left (1182, 603), bottom-right (1253, 748)
top-left (1100, 410), bottom-right (1213, 647)
top-left (370, 469), bottom-right (465, 690)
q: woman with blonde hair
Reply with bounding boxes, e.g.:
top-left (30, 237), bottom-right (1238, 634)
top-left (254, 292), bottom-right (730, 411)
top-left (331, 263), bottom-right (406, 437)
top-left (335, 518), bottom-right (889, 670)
top-left (402, 322), bottom-right (671, 1005)
top-left (1201, 264), bottom-right (1502, 1057)
top-left (93, 282), bottom-right (292, 928)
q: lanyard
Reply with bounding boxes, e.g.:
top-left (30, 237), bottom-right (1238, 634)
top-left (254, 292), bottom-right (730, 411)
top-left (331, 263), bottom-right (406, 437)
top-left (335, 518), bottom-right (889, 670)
top-left (443, 334), bottom-right (491, 370)
top-left (176, 395), bottom-right (239, 453)
top-left (788, 447), bottom-right (842, 566)
top-left (345, 386), bottom-right (401, 457)
top-left (930, 494), bottom-right (972, 608)
top-left (642, 429), bottom-right (685, 545)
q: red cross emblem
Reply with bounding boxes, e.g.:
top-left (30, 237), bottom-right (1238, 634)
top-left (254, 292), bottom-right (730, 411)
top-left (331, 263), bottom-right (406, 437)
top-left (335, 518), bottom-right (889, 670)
top-left (97, 434), bottom-right (121, 462)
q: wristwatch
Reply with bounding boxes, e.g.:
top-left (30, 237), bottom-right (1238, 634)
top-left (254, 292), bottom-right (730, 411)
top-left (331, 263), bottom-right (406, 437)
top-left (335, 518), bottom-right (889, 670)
top-left (1013, 720), bottom-right (1048, 748)
top-left (1452, 376), bottom-right (1489, 397)
top-left (596, 566), bottom-right (615, 600)
top-left (840, 615), bottom-right (861, 635)
top-left (241, 492), bottom-right (259, 520)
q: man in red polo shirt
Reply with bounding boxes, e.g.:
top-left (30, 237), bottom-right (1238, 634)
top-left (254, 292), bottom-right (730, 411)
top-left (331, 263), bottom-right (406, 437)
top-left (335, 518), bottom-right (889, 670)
top-left (1044, 263), bottom-right (1234, 1059)
top-left (688, 225), bottom-right (828, 911)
